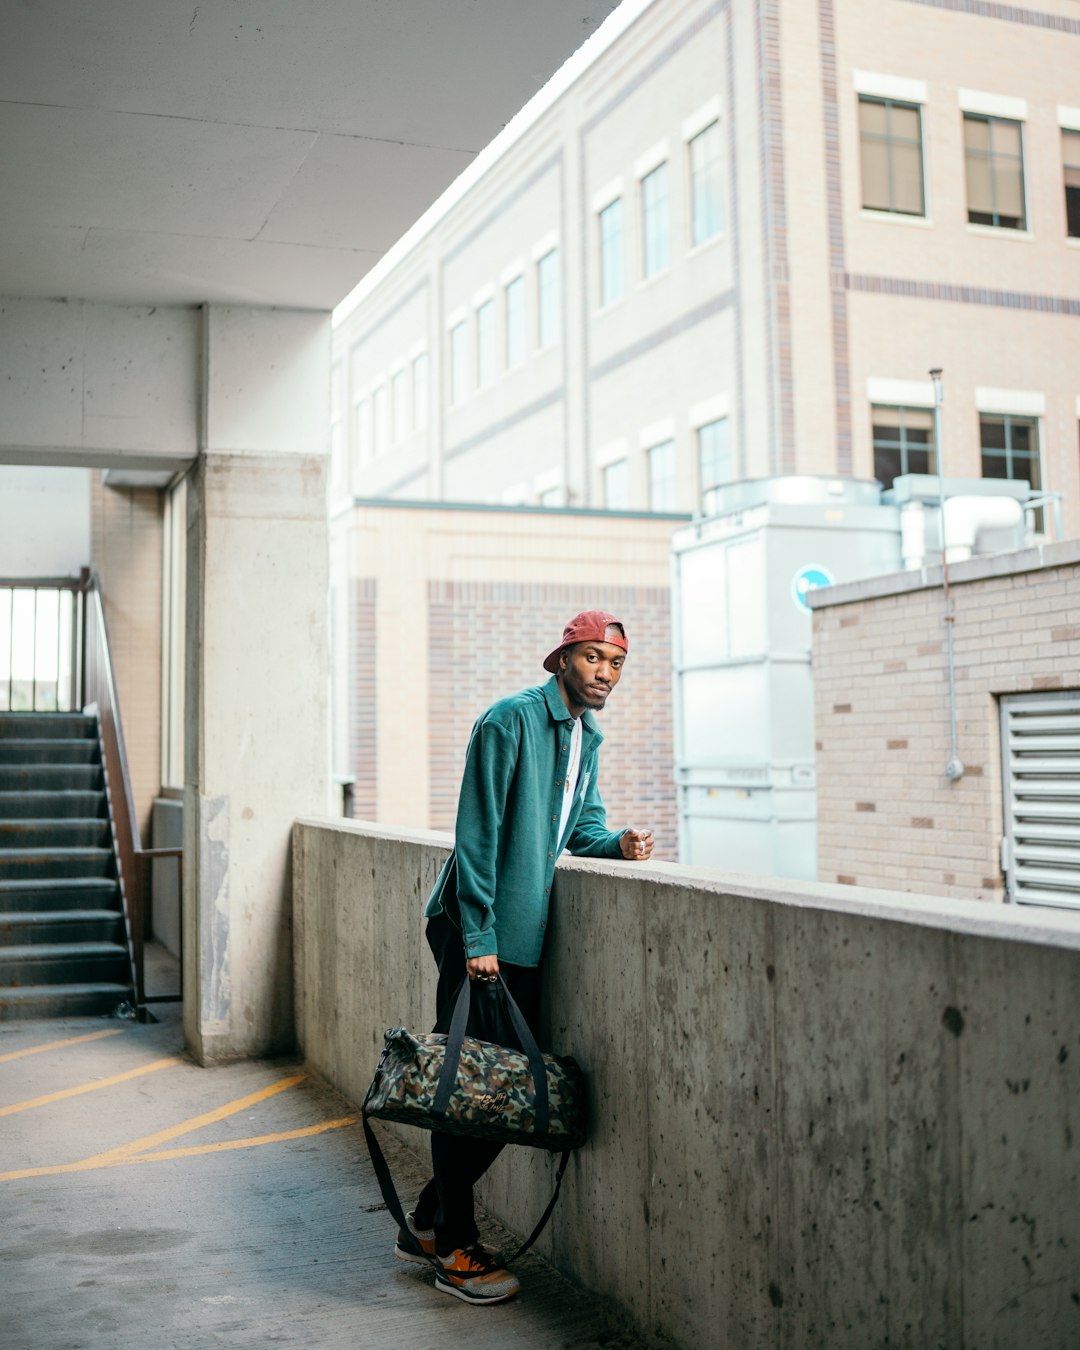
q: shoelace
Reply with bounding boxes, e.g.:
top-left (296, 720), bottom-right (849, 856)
top-left (453, 1244), bottom-right (500, 1274)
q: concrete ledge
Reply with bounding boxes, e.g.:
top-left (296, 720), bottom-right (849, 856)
top-left (808, 536), bottom-right (1080, 609)
top-left (293, 819), bottom-right (1080, 1349)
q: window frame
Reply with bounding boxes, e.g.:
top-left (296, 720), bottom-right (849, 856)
top-left (646, 439), bottom-right (678, 512)
top-left (697, 417), bottom-right (732, 514)
top-left (536, 248), bottom-right (560, 349)
top-left (871, 404), bottom-right (937, 489)
top-left (963, 112), bottom-right (1028, 232)
top-left (598, 197), bottom-right (625, 307)
top-left (688, 119), bottom-right (724, 245)
top-left (504, 275), bottom-right (526, 369)
top-left (448, 322), bottom-right (468, 406)
top-left (640, 162), bottom-right (672, 280)
top-left (1062, 127), bottom-right (1080, 239)
top-left (475, 299), bottom-right (496, 389)
top-left (857, 95), bottom-right (927, 218)
top-left (602, 458), bottom-right (631, 511)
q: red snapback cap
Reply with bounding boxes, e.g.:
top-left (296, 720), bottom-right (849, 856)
top-left (543, 610), bottom-right (628, 674)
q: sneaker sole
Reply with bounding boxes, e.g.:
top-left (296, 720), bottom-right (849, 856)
top-left (394, 1244), bottom-right (434, 1266)
top-left (434, 1273), bottom-right (520, 1305)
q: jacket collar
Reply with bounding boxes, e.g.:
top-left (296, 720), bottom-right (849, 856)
top-left (542, 675), bottom-right (603, 740)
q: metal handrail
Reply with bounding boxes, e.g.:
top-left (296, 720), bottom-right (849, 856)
top-left (80, 572), bottom-right (182, 1009)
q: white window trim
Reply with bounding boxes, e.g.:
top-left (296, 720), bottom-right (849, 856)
top-left (689, 394), bottom-right (730, 429)
top-left (959, 89), bottom-right (1027, 122)
top-left (500, 259), bottom-right (525, 287)
top-left (975, 387), bottom-right (1046, 417)
top-left (408, 339), bottom-right (427, 361)
top-left (854, 70), bottom-right (927, 105)
top-left (634, 139), bottom-right (670, 182)
top-left (1075, 395), bottom-right (1080, 418)
top-left (867, 378), bottom-right (935, 408)
top-left (639, 417), bottom-right (675, 449)
top-left (591, 177), bottom-right (624, 214)
top-left (861, 208), bottom-right (933, 228)
top-left (595, 438), bottom-right (629, 469)
top-left (531, 230), bottom-right (559, 262)
top-left (1058, 105), bottom-right (1080, 133)
top-left (682, 98), bottom-right (722, 143)
top-left (445, 305), bottom-right (467, 330)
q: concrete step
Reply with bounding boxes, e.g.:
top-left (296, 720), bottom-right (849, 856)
top-left (0, 941), bottom-right (130, 987)
top-left (0, 819), bottom-right (111, 849)
top-left (0, 909), bottom-right (125, 945)
top-left (0, 764), bottom-right (102, 791)
top-left (0, 714), bottom-right (97, 741)
top-left (0, 848), bottom-right (115, 880)
top-left (0, 790), bottom-right (106, 819)
top-left (0, 981), bottom-right (132, 1019)
top-left (0, 738), bottom-right (100, 765)
top-left (0, 877), bottom-right (120, 912)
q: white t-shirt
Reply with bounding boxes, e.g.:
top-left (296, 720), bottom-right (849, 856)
top-left (557, 715), bottom-right (584, 847)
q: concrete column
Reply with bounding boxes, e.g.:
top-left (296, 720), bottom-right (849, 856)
top-left (183, 305), bottom-right (331, 1062)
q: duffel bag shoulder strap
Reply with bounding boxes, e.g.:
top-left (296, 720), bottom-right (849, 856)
top-left (362, 1111), bottom-right (571, 1268)
top-left (432, 974), bottom-right (550, 1134)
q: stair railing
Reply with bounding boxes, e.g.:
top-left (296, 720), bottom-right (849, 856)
top-left (80, 572), bottom-right (182, 1010)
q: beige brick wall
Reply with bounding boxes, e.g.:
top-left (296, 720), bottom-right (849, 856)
top-left (339, 503), bottom-right (681, 856)
top-left (813, 542), bottom-right (1080, 899)
top-left (90, 479), bottom-right (164, 841)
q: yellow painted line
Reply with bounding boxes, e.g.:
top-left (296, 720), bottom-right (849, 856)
top-left (123, 1115), bottom-right (359, 1164)
top-left (86, 1072), bottom-right (307, 1163)
top-left (0, 1056), bottom-right (179, 1117)
top-left (0, 1115), bottom-right (358, 1183)
top-left (0, 1028), bottom-right (124, 1064)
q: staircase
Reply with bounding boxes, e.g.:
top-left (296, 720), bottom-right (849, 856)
top-left (0, 712), bottom-right (134, 1018)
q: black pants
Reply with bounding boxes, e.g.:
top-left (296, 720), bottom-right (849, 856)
top-left (414, 909), bottom-right (543, 1254)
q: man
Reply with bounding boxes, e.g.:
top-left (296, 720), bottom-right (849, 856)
top-left (396, 610), bottom-right (654, 1305)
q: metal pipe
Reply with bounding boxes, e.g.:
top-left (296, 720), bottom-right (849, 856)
top-left (930, 368), bottom-right (964, 782)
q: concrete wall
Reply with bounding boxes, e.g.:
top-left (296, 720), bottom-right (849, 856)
top-left (0, 466), bottom-right (91, 576)
top-left (811, 540), bottom-right (1080, 900)
top-left (294, 818), bottom-right (1080, 1350)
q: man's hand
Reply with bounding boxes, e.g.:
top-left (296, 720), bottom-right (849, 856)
top-left (467, 953), bottom-right (500, 980)
top-left (620, 828), bottom-right (654, 861)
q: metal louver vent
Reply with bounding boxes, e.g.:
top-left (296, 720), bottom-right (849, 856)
top-left (1000, 691), bottom-right (1080, 908)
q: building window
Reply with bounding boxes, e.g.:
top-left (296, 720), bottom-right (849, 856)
top-left (372, 384), bottom-right (388, 455)
top-left (505, 276), bottom-right (526, 368)
top-left (391, 369), bottom-right (408, 443)
top-left (475, 300), bottom-right (495, 388)
top-left (871, 405), bottom-right (936, 488)
top-left (698, 418), bottom-right (732, 514)
top-left (598, 198), bottom-right (624, 306)
top-left (537, 248), bottom-right (559, 348)
top-left (980, 413), bottom-right (1040, 489)
top-left (412, 352), bottom-right (428, 431)
top-left (858, 97), bottom-right (925, 216)
top-left (1063, 128), bottom-right (1080, 238)
top-left (539, 485), bottom-right (563, 507)
top-left (603, 459), bottom-right (630, 510)
top-left (448, 321), bottom-right (467, 405)
top-left (647, 440), bottom-right (677, 511)
top-left (964, 114), bottom-right (1026, 230)
top-left (641, 163), bottom-right (671, 278)
top-left (689, 121), bottom-right (724, 244)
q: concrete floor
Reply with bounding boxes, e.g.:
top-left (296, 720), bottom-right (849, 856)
top-left (0, 1008), bottom-right (636, 1350)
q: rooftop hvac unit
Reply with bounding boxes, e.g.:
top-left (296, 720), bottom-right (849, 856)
top-left (671, 477), bottom-right (901, 879)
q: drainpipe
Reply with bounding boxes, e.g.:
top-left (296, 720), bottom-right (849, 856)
top-left (930, 368), bottom-right (964, 782)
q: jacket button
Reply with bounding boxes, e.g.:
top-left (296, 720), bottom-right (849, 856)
top-left (555, 779), bottom-right (562, 787)
top-left (548, 851), bottom-right (553, 858)
top-left (551, 815), bottom-right (557, 822)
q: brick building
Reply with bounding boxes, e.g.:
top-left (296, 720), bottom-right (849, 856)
top-left (810, 539), bottom-right (1080, 904)
top-left (331, 501), bottom-right (684, 858)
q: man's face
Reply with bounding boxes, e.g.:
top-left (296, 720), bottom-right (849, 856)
top-left (558, 639), bottom-right (625, 712)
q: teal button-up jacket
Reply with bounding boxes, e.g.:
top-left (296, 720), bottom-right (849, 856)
top-left (424, 676), bottom-right (626, 967)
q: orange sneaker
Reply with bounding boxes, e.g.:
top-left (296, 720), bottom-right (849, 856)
top-left (434, 1244), bottom-right (521, 1305)
top-left (393, 1211), bottom-right (436, 1265)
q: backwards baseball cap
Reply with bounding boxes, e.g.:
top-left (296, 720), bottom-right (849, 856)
top-left (543, 610), bottom-right (628, 674)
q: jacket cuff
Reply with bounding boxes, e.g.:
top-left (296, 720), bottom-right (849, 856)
top-left (463, 931), bottom-right (498, 958)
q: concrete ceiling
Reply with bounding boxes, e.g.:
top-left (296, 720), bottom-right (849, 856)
top-left (0, 0), bottom-right (617, 310)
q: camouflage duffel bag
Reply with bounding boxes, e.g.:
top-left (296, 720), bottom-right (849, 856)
top-left (362, 973), bottom-right (587, 1265)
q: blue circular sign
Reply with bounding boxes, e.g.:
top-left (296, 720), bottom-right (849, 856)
top-left (791, 564), bottom-right (835, 612)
